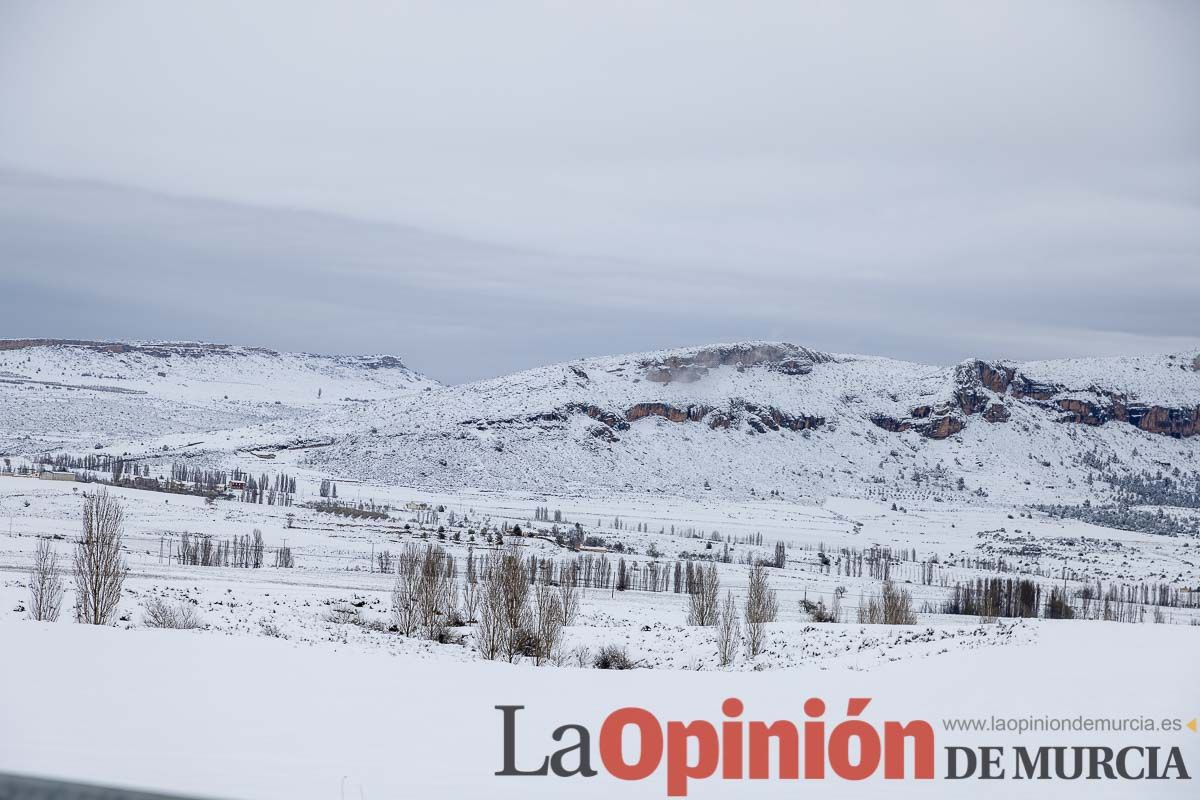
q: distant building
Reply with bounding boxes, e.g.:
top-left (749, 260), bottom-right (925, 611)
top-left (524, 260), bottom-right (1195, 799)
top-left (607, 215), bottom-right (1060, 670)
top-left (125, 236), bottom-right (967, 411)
top-left (36, 471), bottom-right (76, 482)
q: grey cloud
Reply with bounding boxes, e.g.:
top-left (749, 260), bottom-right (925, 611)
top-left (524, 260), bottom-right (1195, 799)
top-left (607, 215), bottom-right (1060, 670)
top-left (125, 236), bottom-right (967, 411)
top-left (0, 1), bottom-right (1197, 380)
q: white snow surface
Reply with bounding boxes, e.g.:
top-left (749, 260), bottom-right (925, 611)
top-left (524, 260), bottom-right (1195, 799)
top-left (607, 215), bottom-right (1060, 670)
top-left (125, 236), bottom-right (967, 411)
top-left (2, 619), bottom-right (1196, 799)
top-left (0, 339), bottom-right (435, 454)
top-left (294, 341), bottom-right (1200, 499)
top-left (1, 339), bottom-right (1198, 798)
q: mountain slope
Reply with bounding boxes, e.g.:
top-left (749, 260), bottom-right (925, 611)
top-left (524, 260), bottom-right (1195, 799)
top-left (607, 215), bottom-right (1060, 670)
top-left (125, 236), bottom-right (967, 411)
top-left (303, 342), bottom-right (1200, 501)
top-left (3, 338), bottom-right (1196, 505)
top-left (0, 339), bottom-right (434, 454)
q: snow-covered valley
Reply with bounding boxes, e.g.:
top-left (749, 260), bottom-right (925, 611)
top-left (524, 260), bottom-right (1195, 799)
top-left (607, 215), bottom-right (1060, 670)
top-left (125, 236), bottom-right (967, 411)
top-left (1, 338), bottom-right (1198, 798)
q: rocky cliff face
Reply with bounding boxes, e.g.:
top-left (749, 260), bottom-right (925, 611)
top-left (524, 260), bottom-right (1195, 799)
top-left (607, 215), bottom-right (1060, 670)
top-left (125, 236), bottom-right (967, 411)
top-left (457, 342), bottom-right (832, 439)
top-left (465, 399), bottom-right (824, 438)
top-left (298, 342), bottom-right (1200, 497)
top-left (446, 344), bottom-right (1199, 447)
top-left (871, 358), bottom-right (1200, 440)
top-left (642, 342), bottom-right (832, 383)
top-left (621, 400), bottom-right (823, 434)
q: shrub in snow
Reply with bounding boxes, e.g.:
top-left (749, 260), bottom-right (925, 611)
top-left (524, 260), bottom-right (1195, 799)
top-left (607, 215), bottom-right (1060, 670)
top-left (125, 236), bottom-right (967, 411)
top-left (593, 644), bottom-right (635, 670)
top-left (258, 620), bottom-right (285, 638)
top-left (142, 594), bottom-right (204, 630)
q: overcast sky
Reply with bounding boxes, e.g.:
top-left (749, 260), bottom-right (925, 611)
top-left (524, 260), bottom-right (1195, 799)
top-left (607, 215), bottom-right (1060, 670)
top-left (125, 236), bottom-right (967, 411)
top-left (1, 1), bottom-right (1198, 383)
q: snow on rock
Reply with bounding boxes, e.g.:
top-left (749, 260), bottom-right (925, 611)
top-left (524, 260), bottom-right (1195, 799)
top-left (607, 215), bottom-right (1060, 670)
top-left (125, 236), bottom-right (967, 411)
top-left (0, 339), bottom-right (435, 454)
top-left (2, 338), bottom-right (1197, 504)
top-left (303, 341), bottom-right (1199, 500)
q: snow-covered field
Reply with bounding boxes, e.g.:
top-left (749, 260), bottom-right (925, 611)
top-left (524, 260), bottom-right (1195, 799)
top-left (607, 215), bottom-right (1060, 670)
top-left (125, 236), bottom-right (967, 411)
top-left (4, 618), bottom-right (1196, 799)
top-left (1, 339), bottom-right (1198, 797)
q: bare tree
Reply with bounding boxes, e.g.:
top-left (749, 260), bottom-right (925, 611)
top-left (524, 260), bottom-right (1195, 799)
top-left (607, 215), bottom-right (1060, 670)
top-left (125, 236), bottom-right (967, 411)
top-left (391, 543), bottom-right (422, 636)
top-left (558, 560), bottom-right (580, 625)
top-left (250, 528), bottom-right (265, 569)
top-left (744, 563), bottom-right (779, 657)
top-left (495, 547), bottom-right (532, 662)
top-left (805, 585), bottom-right (846, 623)
top-left (687, 563), bottom-right (720, 626)
top-left (475, 547), bottom-right (530, 661)
top-left (858, 580), bottom-right (916, 625)
top-left (74, 489), bottom-right (126, 625)
top-left (461, 548), bottom-right (481, 623)
top-left (416, 545), bottom-right (456, 641)
top-left (482, 546), bottom-right (530, 662)
top-left (716, 590), bottom-right (740, 667)
top-left (533, 582), bottom-right (565, 666)
top-left (470, 548), bottom-right (572, 663)
top-left (831, 585), bottom-right (845, 622)
top-left (273, 545), bottom-right (294, 568)
top-left (476, 578), bottom-right (504, 660)
top-left (439, 552), bottom-right (459, 627)
top-left (29, 538), bottom-right (65, 622)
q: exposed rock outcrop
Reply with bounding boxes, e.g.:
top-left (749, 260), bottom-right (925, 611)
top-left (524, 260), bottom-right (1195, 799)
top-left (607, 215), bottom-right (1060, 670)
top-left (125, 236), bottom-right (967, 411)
top-left (642, 342), bottom-right (832, 383)
top-left (1055, 398), bottom-right (1200, 438)
top-left (738, 403), bottom-right (824, 433)
top-left (465, 398), bottom-right (824, 437)
top-left (625, 402), bottom-right (712, 424)
top-left (588, 424), bottom-right (619, 443)
top-left (873, 358), bottom-right (1198, 440)
top-left (982, 403), bottom-right (1010, 423)
top-left (619, 400), bottom-right (823, 433)
top-left (571, 403), bottom-right (630, 431)
top-left (869, 413), bottom-right (963, 439)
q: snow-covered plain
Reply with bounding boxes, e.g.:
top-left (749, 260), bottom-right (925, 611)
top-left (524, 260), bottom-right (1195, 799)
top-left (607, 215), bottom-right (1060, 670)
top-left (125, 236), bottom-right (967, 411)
top-left (4, 618), bottom-right (1197, 799)
top-left (1, 339), bottom-right (1198, 798)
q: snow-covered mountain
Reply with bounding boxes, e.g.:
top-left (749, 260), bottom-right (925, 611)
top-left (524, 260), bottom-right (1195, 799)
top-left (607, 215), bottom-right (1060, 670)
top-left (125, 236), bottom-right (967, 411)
top-left (0, 339), bottom-right (434, 454)
top-left (3, 338), bottom-right (1197, 504)
top-left (303, 341), bottom-right (1200, 501)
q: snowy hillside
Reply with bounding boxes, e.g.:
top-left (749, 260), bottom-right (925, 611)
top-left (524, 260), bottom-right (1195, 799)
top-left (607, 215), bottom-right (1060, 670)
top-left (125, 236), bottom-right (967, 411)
top-left (3, 338), bottom-right (1197, 505)
top-left (300, 341), bottom-right (1200, 501)
top-left (0, 339), bottom-right (435, 454)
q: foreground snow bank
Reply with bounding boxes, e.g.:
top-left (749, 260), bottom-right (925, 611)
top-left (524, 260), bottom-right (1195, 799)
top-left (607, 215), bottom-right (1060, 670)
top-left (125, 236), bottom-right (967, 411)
top-left (1, 621), bottom-right (1197, 799)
